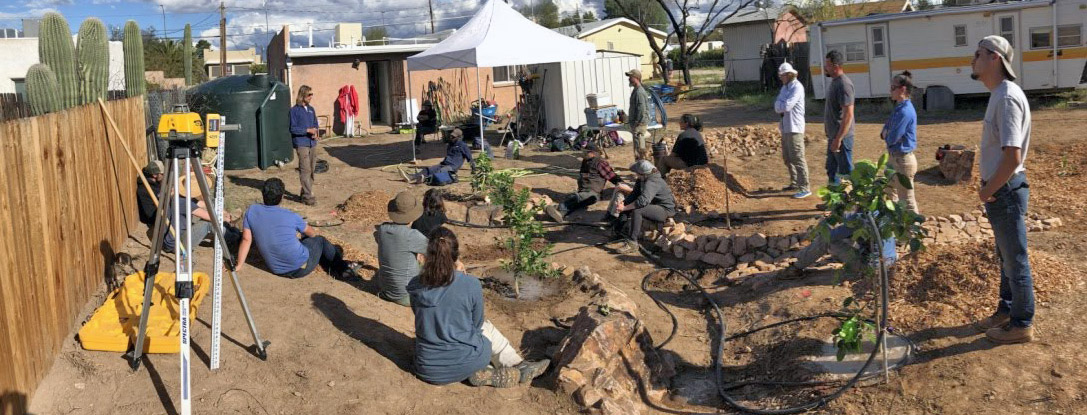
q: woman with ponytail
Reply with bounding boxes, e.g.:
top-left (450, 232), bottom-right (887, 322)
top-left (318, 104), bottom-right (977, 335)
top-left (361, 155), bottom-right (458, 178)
top-left (407, 227), bottom-right (550, 388)
top-left (881, 70), bottom-right (920, 213)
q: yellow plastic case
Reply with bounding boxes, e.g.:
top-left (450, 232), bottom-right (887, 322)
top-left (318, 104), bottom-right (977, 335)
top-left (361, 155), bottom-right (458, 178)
top-left (78, 271), bottom-right (210, 353)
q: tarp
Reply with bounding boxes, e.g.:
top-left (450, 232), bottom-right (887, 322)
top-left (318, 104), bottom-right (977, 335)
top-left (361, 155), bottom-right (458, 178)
top-left (406, 0), bottom-right (596, 71)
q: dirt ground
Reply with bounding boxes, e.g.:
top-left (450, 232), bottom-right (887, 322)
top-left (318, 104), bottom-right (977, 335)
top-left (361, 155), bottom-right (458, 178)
top-left (27, 98), bottom-right (1087, 415)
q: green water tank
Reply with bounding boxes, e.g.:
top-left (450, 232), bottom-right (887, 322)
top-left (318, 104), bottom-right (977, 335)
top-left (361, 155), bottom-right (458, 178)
top-left (187, 74), bottom-right (293, 170)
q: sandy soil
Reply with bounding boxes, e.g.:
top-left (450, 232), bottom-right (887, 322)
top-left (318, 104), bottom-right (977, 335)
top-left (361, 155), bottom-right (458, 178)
top-left (26, 99), bottom-right (1087, 415)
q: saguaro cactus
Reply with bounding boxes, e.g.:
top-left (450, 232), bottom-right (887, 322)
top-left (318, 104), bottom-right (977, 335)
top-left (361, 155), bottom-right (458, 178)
top-left (123, 20), bottom-right (145, 97)
top-left (184, 24), bottom-right (193, 86)
top-left (38, 12), bottom-right (78, 109)
top-left (77, 18), bottom-right (109, 104)
top-left (26, 64), bottom-right (61, 116)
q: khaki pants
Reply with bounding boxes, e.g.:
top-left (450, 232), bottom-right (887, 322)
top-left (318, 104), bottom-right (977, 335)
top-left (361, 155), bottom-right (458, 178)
top-left (781, 132), bottom-right (809, 192)
top-left (296, 146), bottom-right (317, 202)
top-left (888, 152), bottom-right (919, 214)
top-left (632, 124), bottom-right (650, 160)
top-left (481, 320), bottom-right (523, 368)
top-left (657, 155), bottom-right (688, 176)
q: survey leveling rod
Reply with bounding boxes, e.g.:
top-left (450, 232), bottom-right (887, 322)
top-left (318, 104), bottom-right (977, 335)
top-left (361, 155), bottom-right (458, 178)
top-left (209, 115), bottom-right (240, 370)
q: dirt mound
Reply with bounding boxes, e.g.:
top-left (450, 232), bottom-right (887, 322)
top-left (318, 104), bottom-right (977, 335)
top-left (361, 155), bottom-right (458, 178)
top-left (337, 190), bottom-right (391, 223)
top-left (666, 164), bottom-right (750, 213)
top-left (1028, 143), bottom-right (1087, 230)
top-left (858, 241), bottom-right (1080, 332)
top-left (702, 126), bottom-right (814, 157)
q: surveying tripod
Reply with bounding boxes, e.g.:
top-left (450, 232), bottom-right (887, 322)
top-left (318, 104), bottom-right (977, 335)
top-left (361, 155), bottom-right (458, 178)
top-left (127, 139), bottom-right (270, 414)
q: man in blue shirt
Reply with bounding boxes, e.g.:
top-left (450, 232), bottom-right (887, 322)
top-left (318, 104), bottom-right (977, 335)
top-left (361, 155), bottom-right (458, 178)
top-left (882, 71), bottom-right (919, 213)
top-left (290, 85), bottom-right (320, 206)
top-left (236, 178), bottom-right (354, 279)
top-left (401, 128), bottom-right (473, 185)
top-left (774, 62), bottom-right (811, 199)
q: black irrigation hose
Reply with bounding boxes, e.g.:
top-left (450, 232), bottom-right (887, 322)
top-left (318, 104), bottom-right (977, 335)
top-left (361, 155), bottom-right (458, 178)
top-left (636, 220), bottom-right (916, 415)
top-left (445, 218), bottom-right (606, 229)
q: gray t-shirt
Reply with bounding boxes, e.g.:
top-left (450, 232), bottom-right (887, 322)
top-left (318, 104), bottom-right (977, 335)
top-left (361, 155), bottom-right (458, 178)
top-left (375, 223), bottom-right (428, 302)
top-left (824, 75), bottom-right (855, 140)
top-left (980, 80), bottom-right (1031, 182)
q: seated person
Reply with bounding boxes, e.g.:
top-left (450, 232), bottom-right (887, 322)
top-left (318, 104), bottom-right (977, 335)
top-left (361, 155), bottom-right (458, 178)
top-left (401, 128), bottom-right (473, 185)
top-left (614, 160), bottom-right (677, 253)
top-left (543, 143), bottom-right (624, 223)
top-left (375, 191), bottom-right (428, 306)
top-left (407, 227), bottom-right (550, 388)
top-left (657, 114), bottom-right (708, 175)
top-left (137, 160), bottom-right (164, 227)
top-left (778, 214), bottom-right (897, 279)
top-left (415, 101), bottom-right (438, 146)
top-left (162, 195), bottom-right (240, 254)
top-left (412, 189), bottom-right (448, 238)
top-left (235, 178), bottom-right (354, 279)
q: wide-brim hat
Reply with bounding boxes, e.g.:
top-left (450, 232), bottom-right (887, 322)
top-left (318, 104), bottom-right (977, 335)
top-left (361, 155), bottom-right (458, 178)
top-left (388, 190), bottom-right (423, 224)
top-left (979, 35), bottom-right (1017, 81)
top-left (778, 62), bottom-right (798, 76)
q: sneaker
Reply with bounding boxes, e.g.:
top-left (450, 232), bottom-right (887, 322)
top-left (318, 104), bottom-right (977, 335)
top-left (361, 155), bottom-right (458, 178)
top-left (397, 166), bottom-right (413, 183)
top-left (973, 312), bottom-right (1011, 332)
top-left (303, 198), bottom-right (317, 206)
top-left (468, 366), bottom-right (521, 388)
top-left (985, 323), bottom-right (1033, 344)
top-left (543, 204), bottom-right (564, 223)
top-left (515, 359), bottom-right (550, 384)
top-left (792, 190), bottom-right (812, 199)
top-left (615, 239), bottom-right (639, 254)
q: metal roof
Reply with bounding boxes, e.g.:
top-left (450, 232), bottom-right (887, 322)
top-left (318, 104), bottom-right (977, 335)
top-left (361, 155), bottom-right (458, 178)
top-left (718, 6), bottom-right (789, 26)
top-left (287, 43), bottom-right (433, 58)
top-left (819, 0), bottom-right (1052, 27)
top-left (553, 18), bottom-right (668, 39)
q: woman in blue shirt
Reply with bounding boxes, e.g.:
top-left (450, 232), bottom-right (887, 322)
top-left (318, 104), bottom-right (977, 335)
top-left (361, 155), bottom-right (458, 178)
top-left (881, 71), bottom-right (920, 214)
top-left (289, 85), bottom-right (320, 206)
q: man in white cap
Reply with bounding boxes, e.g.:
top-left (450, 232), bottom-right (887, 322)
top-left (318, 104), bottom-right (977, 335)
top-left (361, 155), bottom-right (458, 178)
top-left (970, 35), bottom-right (1034, 344)
top-left (774, 62), bottom-right (810, 199)
top-left (625, 68), bottom-right (652, 161)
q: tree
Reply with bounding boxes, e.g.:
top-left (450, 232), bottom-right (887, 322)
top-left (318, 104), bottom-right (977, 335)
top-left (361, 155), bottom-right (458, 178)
top-left (250, 63), bottom-right (268, 74)
top-left (196, 39), bottom-right (212, 50)
top-left (610, 0), bottom-right (760, 85)
top-left (559, 10), bottom-right (600, 27)
top-left (520, 0), bottom-right (561, 28)
top-left (604, 0), bottom-right (671, 81)
top-left (364, 26), bottom-right (388, 44)
top-left (915, 0), bottom-right (935, 10)
top-left (582, 11), bottom-right (597, 22)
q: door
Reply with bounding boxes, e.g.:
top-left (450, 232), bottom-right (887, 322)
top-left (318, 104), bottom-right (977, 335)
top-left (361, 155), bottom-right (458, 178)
top-left (868, 24), bottom-right (891, 97)
top-left (994, 12), bottom-right (1024, 85)
top-left (367, 61), bottom-right (391, 125)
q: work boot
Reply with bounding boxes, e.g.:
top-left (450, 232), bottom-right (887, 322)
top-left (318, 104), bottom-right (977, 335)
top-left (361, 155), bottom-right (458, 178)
top-left (303, 198), bottom-right (317, 206)
top-left (985, 323), bottom-right (1034, 344)
top-left (515, 359), bottom-right (550, 384)
top-left (468, 366), bottom-right (521, 388)
top-left (973, 312), bottom-right (1011, 332)
top-left (544, 204), bottom-right (564, 223)
top-left (616, 239), bottom-right (639, 254)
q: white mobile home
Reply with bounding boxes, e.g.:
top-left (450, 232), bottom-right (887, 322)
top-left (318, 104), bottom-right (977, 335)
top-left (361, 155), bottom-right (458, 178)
top-left (810, 0), bottom-right (1087, 100)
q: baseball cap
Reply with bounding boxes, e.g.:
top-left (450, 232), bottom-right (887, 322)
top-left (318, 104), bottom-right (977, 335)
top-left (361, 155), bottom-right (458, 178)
top-left (630, 160), bottom-right (655, 175)
top-left (978, 35), bottom-right (1017, 81)
top-left (624, 68), bottom-right (642, 80)
top-left (143, 160), bottom-right (164, 176)
top-left (778, 62), bottom-right (798, 76)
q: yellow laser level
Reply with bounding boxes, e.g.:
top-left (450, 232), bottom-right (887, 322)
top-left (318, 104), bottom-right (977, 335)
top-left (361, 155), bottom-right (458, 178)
top-left (157, 104), bottom-right (222, 148)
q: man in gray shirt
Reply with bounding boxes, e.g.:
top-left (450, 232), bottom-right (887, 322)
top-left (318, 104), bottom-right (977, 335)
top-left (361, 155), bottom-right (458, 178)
top-left (822, 50), bottom-right (855, 185)
top-left (969, 35), bottom-right (1034, 344)
top-left (376, 191), bottom-right (428, 306)
top-left (626, 68), bottom-right (652, 161)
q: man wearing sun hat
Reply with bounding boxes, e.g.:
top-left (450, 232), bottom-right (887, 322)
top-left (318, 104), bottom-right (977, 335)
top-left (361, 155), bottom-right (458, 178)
top-left (969, 35), bottom-right (1035, 344)
top-left (625, 68), bottom-right (652, 161)
top-left (774, 62), bottom-right (810, 199)
top-left (375, 190), bottom-right (429, 306)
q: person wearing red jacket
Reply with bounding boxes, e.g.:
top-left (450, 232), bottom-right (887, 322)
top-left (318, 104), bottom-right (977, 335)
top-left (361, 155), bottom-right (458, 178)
top-left (337, 85), bottom-right (359, 137)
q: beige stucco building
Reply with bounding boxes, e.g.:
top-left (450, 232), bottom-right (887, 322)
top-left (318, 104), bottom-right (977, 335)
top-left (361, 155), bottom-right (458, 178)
top-left (554, 18), bottom-right (669, 77)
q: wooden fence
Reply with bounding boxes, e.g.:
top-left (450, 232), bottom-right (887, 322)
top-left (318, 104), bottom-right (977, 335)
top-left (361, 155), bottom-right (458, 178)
top-left (0, 97), bottom-right (146, 415)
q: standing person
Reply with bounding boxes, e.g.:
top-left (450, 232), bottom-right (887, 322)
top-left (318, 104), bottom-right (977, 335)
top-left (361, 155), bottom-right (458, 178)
top-left (412, 189), bottom-right (448, 237)
top-left (774, 62), bottom-right (810, 199)
top-left (415, 101), bottom-right (438, 146)
top-left (543, 143), bottom-right (625, 223)
top-left (625, 68), bottom-right (652, 161)
top-left (290, 85), bottom-right (320, 206)
top-left (657, 114), bottom-right (708, 175)
top-left (375, 191), bottom-right (428, 306)
top-left (970, 35), bottom-right (1034, 344)
top-left (823, 50), bottom-right (855, 185)
top-left (407, 227), bottom-right (550, 387)
top-left (235, 178), bottom-right (353, 279)
top-left (614, 160), bottom-right (676, 254)
top-left (882, 71), bottom-right (919, 214)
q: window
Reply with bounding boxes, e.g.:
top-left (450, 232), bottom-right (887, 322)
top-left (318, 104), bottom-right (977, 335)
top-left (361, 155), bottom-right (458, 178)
top-left (999, 16), bottom-right (1015, 47)
top-left (607, 41), bottom-right (615, 50)
top-left (1057, 25), bottom-right (1082, 47)
top-left (12, 78), bottom-right (25, 100)
top-left (871, 26), bottom-right (885, 58)
top-left (827, 43), bottom-right (866, 63)
top-left (954, 25), bottom-right (967, 47)
top-left (1030, 27), bottom-right (1052, 49)
top-left (493, 65), bottom-right (522, 84)
top-left (233, 64), bottom-right (250, 75)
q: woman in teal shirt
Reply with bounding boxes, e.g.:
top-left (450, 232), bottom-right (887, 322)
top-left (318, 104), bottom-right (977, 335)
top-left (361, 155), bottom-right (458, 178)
top-left (881, 71), bottom-right (919, 214)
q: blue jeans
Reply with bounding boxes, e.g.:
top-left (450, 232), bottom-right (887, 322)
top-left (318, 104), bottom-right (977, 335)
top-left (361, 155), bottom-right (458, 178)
top-left (984, 172), bottom-right (1033, 327)
top-left (281, 236), bottom-right (345, 279)
top-left (826, 137), bottom-right (854, 184)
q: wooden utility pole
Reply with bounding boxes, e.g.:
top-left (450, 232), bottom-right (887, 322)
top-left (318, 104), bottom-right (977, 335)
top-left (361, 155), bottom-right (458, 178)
top-left (219, 1), bottom-right (227, 78)
top-left (428, 0), bottom-right (436, 34)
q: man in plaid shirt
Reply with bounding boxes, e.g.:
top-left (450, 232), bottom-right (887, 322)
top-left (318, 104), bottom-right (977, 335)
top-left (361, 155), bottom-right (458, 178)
top-left (545, 143), bottom-right (626, 223)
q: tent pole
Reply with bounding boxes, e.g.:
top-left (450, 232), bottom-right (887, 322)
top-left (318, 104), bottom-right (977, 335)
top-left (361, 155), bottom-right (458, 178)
top-left (407, 66), bottom-right (416, 163)
top-left (476, 66), bottom-right (485, 157)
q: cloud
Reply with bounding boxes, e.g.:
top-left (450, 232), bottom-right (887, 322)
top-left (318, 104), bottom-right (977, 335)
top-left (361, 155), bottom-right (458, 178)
top-left (23, 0), bottom-right (73, 7)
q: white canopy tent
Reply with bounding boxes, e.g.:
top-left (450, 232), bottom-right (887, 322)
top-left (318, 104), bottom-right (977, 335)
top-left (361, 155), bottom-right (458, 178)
top-left (405, 0), bottom-right (595, 161)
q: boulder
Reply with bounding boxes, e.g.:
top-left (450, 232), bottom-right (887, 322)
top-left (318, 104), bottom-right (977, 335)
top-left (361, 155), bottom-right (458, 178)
top-left (554, 308), bottom-right (675, 415)
top-left (678, 235), bottom-right (697, 251)
top-left (716, 238), bottom-right (732, 254)
top-left (701, 252), bottom-right (726, 267)
top-left (962, 212), bottom-right (977, 222)
top-left (695, 235), bottom-right (712, 252)
top-left (747, 233), bottom-right (768, 249)
top-left (672, 245), bottom-right (686, 258)
top-left (948, 214), bottom-right (963, 224)
top-left (738, 253), bottom-right (755, 263)
top-left (685, 250), bottom-right (704, 262)
top-left (704, 238), bottom-right (720, 253)
top-left (731, 236), bottom-right (748, 257)
top-left (1043, 217), bottom-right (1063, 227)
